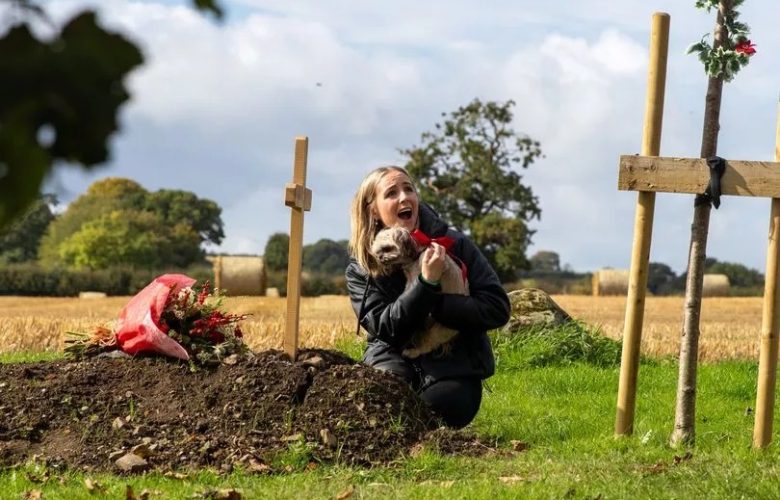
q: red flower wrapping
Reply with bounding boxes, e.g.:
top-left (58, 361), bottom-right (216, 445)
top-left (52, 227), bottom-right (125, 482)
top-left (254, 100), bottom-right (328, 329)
top-left (115, 273), bottom-right (195, 360)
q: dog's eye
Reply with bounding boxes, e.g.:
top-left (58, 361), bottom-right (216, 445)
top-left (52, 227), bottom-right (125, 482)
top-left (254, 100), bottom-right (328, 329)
top-left (380, 245), bottom-right (394, 253)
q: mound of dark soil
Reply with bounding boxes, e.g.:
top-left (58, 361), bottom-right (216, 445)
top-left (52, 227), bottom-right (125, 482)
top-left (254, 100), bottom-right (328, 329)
top-left (0, 349), bottom-right (493, 473)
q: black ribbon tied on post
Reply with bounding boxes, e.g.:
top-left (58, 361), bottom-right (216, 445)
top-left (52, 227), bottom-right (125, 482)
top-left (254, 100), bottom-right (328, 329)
top-left (694, 156), bottom-right (727, 209)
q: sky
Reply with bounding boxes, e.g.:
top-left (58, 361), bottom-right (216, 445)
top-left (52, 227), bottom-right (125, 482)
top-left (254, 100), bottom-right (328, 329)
top-left (13, 0), bottom-right (780, 274)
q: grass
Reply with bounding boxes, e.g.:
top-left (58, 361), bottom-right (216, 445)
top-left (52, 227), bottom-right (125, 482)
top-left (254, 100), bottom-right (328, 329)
top-left (0, 351), bottom-right (63, 364)
top-left (2, 326), bottom-right (779, 499)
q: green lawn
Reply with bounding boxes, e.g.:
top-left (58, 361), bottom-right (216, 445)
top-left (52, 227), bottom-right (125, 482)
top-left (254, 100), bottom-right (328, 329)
top-left (2, 331), bottom-right (779, 499)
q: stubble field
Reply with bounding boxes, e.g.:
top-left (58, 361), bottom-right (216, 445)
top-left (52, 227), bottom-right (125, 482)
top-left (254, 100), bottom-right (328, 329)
top-left (0, 294), bottom-right (763, 361)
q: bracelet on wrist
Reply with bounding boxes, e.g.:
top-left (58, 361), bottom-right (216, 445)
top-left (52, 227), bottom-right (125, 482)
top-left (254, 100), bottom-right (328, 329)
top-left (419, 273), bottom-right (441, 287)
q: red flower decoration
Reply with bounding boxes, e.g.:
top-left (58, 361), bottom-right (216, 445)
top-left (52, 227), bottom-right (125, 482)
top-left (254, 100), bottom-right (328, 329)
top-left (66, 274), bottom-right (248, 363)
top-left (735, 40), bottom-right (756, 56)
top-left (115, 274), bottom-right (195, 360)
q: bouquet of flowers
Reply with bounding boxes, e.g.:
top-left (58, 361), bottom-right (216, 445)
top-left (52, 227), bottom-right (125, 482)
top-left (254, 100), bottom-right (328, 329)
top-left (65, 274), bottom-right (249, 365)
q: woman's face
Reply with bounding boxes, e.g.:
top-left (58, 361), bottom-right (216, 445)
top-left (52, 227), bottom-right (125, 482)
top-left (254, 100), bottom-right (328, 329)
top-left (373, 170), bottom-right (419, 232)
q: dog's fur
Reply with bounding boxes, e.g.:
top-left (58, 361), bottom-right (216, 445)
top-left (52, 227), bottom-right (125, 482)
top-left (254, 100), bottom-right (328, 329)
top-left (370, 226), bottom-right (469, 358)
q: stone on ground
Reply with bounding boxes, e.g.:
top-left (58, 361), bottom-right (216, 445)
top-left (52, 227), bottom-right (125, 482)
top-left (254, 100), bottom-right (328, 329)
top-left (502, 288), bottom-right (572, 334)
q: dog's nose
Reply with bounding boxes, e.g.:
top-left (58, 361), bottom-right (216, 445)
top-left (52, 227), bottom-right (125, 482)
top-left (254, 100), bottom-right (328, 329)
top-left (380, 245), bottom-right (394, 253)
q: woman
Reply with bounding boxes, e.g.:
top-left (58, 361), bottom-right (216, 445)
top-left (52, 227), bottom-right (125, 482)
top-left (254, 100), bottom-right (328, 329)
top-left (346, 166), bottom-right (510, 428)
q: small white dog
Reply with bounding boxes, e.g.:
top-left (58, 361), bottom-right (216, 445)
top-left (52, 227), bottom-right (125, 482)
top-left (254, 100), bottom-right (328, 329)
top-left (371, 226), bottom-right (469, 358)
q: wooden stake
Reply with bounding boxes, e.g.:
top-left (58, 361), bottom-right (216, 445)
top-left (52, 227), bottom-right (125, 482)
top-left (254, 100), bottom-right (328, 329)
top-left (615, 12), bottom-right (669, 437)
top-left (754, 98), bottom-right (780, 448)
top-left (284, 137), bottom-right (311, 360)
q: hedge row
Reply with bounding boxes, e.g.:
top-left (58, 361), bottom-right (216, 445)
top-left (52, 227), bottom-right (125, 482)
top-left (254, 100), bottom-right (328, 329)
top-left (266, 270), bottom-right (348, 297)
top-left (0, 264), bottom-right (212, 297)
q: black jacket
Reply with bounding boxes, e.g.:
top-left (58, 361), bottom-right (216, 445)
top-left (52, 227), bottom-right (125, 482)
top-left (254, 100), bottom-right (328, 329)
top-left (345, 204), bottom-right (510, 383)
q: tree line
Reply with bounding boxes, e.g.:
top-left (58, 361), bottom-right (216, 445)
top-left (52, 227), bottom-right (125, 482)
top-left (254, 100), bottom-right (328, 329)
top-left (0, 178), bottom-right (222, 270)
top-left (524, 250), bottom-right (765, 296)
top-left (262, 233), bottom-right (349, 296)
top-left (0, 178), bottom-right (223, 295)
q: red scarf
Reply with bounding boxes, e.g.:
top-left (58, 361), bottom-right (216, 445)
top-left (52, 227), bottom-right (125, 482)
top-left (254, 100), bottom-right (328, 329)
top-left (410, 229), bottom-right (468, 284)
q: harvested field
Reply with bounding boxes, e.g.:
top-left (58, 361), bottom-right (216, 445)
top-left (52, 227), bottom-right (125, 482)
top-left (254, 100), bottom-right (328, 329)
top-left (0, 295), bottom-right (355, 355)
top-left (553, 295), bottom-right (762, 361)
top-left (0, 294), bottom-right (764, 361)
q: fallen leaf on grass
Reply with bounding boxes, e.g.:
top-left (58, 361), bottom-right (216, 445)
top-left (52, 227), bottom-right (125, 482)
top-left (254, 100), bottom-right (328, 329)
top-left (637, 452), bottom-right (692, 476)
top-left (637, 461), bottom-right (667, 476)
top-left (510, 440), bottom-right (529, 452)
top-left (85, 478), bottom-right (106, 493)
top-left (498, 476), bottom-right (524, 484)
top-left (25, 470), bottom-right (50, 484)
top-left (247, 458), bottom-right (272, 474)
top-left (126, 485), bottom-right (150, 500)
top-left (163, 471), bottom-right (189, 480)
top-left (409, 443), bottom-right (425, 457)
top-left (192, 488), bottom-right (242, 500)
top-left (420, 480), bottom-right (455, 488)
top-left (336, 485), bottom-right (354, 499)
top-left (24, 490), bottom-right (43, 500)
top-left (673, 451), bottom-right (693, 464)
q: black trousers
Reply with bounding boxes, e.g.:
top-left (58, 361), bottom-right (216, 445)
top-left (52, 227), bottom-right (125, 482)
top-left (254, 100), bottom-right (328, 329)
top-left (368, 352), bottom-right (483, 429)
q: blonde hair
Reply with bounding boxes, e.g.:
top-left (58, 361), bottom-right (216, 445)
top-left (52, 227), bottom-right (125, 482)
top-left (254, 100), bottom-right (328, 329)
top-left (349, 166), bottom-right (417, 276)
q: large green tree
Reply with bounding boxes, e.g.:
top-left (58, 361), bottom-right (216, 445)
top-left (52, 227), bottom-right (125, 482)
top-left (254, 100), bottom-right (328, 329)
top-left (58, 210), bottom-right (170, 269)
top-left (264, 233), bottom-right (290, 272)
top-left (145, 190), bottom-right (224, 246)
top-left (647, 262), bottom-right (678, 295)
top-left (529, 250), bottom-right (561, 273)
top-left (38, 178), bottom-right (147, 264)
top-left (0, 194), bottom-right (55, 263)
top-left (0, 0), bottom-right (223, 229)
top-left (303, 239), bottom-right (349, 276)
top-left (39, 177), bottom-right (223, 269)
top-left (704, 257), bottom-right (763, 289)
top-left (401, 99), bottom-right (543, 281)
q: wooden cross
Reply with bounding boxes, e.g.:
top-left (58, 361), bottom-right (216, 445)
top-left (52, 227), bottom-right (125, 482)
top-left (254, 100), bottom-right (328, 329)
top-left (615, 111), bottom-right (780, 448)
top-left (283, 136), bottom-right (312, 360)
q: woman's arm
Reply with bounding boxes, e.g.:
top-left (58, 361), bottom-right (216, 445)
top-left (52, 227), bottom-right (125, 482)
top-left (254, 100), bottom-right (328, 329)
top-left (430, 237), bottom-right (510, 331)
top-left (346, 261), bottom-right (441, 348)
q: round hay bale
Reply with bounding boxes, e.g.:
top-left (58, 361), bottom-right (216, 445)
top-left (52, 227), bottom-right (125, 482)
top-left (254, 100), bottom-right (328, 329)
top-left (79, 291), bottom-right (107, 299)
top-left (266, 287), bottom-right (280, 298)
top-left (703, 273), bottom-right (730, 297)
top-left (592, 269), bottom-right (630, 296)
top-left (213, 255), bottom-right (267, 296)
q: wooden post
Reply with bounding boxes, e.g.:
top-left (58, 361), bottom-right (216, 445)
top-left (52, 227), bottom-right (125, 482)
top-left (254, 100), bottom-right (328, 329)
top-left (615, 12), bottom-right (669, 437)
top-left (754, 99), bottom-right (780, 448)
top-left (283, 137), bottom-right (312, 360)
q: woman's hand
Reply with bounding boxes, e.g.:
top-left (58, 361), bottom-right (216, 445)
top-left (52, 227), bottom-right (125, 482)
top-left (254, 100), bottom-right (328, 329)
top-left (421, 242), bottom-right (446, 283)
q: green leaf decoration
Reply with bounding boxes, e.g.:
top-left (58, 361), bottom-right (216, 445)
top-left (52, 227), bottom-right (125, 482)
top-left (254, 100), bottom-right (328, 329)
top-left (689, 0), bottom-right (754, 83)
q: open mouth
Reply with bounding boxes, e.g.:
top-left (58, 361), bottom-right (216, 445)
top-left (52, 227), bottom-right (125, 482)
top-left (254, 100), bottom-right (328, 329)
top-left (398, 208), bottom-right (413, 221)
